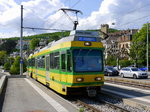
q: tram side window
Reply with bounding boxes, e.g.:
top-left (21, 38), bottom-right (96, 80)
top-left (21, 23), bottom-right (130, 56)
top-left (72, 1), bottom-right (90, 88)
top-left (42, 56), bottom-right (45, 68)
top-left (35, 58), bottom-right (38, 68)
top-left (50, 53), bottom-right (54, 69)
top-left (37, 56), bottom-right (45, 68)
top-left (54, 52), bottom-right (60, 69)
top-left (46, 56), bottom-right (49, 70)
top-left (50, 52), bottom-right (60, 70)
top-left (28, 58), bottom-right (35, 67)
top-left (67, 50), bottom-right (72, 72)
top-left (37, 58), bottom-right (41, 68)
top-left (31, 58), bottom-right (35, 67)
top-left (28, 59), bottom-right (31, 66)
top-left (61, 53), bottom-right (66, 71)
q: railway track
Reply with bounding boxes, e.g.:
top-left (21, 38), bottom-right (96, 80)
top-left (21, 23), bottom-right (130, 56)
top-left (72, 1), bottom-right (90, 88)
top-left (98, 99), bottom-right (130, 112)
top-left (105, 79), bottom-right (150, 89)
top-left (76, 100), bottom-right (102, 112)
top-left (73, 97), bottom-right (130, 112)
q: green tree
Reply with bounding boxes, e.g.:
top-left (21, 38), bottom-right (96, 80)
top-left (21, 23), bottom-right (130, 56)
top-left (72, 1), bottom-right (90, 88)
top-left (0, 51), bottom-right (7, 66)
top-left (4, 57), bottom-right (15, 71)
top-left (29, 38), bottom-right (40, 50)
top-left (0, 39), bottom-right (17, 54)
top-left (10, 56), bottom-right (27, 75)
top-left (130, 23), bottom-right (150, 66)
top-left (4, 62), bottom-right (11, 71)
top-left (106, 55), bottom-right (116, 66)
top-left (119, 59), bottom-right (131, 68)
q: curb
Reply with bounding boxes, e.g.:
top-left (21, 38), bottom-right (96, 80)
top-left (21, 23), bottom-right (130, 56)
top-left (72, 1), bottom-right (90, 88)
top-left (0, 75), bottom-right (6, 95)
top-left (7, 75), bottom-right (26, 78)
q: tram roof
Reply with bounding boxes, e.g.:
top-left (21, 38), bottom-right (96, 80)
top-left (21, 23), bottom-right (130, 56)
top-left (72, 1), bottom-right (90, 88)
top-left (50, 30), bottom-right (102, 46)
top-left (34, 30), bottom-right (102, 54)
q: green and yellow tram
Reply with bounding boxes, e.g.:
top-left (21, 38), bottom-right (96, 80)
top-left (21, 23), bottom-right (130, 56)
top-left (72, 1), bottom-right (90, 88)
top-left (27, 30), bottom-right (104, 97)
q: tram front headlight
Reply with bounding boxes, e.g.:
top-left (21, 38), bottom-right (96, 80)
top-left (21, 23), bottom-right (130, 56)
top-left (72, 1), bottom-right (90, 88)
top-left (76, 77), bottom-right (84, 82)
top-left (84, 42), bottom-right (91, 46)
top-left (95, 77), bottom-right (102, 81)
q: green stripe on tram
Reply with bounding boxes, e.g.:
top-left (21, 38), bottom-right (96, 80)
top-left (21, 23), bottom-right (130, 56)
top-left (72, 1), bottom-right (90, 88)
top-left (29, 71), bottom-right (104, 86)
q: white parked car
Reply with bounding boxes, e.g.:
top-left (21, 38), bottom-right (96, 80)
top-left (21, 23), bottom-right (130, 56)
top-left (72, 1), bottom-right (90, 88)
top-left (119, 67), bottom-right (148, 79)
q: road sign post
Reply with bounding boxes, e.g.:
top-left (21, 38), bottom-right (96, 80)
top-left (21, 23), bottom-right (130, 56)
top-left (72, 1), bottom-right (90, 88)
top-left (20, 5), bottom-right (23, 76)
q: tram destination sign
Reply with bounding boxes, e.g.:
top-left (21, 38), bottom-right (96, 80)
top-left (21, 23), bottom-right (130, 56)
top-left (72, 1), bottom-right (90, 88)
top-left (78, 37), bottom-right (97, 42)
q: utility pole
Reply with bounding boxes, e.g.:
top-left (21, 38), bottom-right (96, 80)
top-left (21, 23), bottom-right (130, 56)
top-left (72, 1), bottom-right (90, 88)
top-left (20, 5), bottom-right (23, 76)
top-left (147, 22), bottom-right (149, 72)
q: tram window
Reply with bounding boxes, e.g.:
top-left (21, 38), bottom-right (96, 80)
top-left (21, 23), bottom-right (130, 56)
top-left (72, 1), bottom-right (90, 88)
top-left (50, 52), bottom-right (60, 69)
top-left (46, 56), bottom-right (49, 70)
top-left (37, 57), bottom-right (41, 68)
top-left (50, 53), bottom-right (54, 69)
top-left (73, 49), bottom-right (102, 72)
top-left (61, 54), bottom-right (66, 71)
top-left (32, 58), bottom-right (35, 66)
top-left (28, 59), bottom-right (31, 66)
top-left (54, 52), bottom-right (60, 69)
top-left (67, 50), bottom-right (72, 72)
top-left (40, 56), bottom-right (45, 68)
top-left (35, 58), bottom-right (38, 68)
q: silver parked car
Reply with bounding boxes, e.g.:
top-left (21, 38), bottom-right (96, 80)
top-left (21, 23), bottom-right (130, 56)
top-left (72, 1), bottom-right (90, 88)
top-left (119, 67), bottom-right (148, 79)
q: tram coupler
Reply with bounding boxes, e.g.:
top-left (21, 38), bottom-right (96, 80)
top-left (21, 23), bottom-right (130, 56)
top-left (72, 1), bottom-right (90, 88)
top-left (86, 86), bottom-right (97, 97)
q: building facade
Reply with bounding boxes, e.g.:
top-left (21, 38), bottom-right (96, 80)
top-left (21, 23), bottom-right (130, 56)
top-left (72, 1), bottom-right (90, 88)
top-left (103, 29), bottom-right (138, 60)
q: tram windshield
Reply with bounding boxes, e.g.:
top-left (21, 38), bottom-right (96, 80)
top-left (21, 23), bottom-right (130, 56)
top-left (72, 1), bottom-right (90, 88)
top-left (73, 49), bottom-right (103, 72)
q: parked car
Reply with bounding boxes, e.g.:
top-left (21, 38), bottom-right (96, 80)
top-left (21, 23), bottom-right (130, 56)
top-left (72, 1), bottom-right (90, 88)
top-left (104, 66), bottom-right (119, 76)
top-left (119, 67), bottom-right (148, 79)
top-left (139, 66), bottom-right (147, 71)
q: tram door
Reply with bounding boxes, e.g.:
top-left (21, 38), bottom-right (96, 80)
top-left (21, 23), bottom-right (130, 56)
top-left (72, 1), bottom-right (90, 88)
top-left (46, 55), bottom-right (50, 81)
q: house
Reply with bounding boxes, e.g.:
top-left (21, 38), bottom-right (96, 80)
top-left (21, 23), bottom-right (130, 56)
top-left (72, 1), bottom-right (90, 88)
top-left (103, 29), bottom-right (138, 60)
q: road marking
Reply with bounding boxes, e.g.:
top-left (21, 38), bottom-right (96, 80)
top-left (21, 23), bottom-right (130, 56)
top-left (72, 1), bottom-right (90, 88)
top-left (105, 82), bottom-right (150, 93)
top-left (25, 79), bottom-right (69, 112)
top-left (102, 88), bottom-right (150, 103)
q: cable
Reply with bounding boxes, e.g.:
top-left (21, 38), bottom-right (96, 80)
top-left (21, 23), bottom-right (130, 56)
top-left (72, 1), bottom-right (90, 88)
top-left (117, 14), bottom-right (150, 28)
top-left (23, 27), bottom-right (71, 31)
top-left (124, 2), bottom-right (150, 15)
top-left (71, 0), bottom-right (82, 8)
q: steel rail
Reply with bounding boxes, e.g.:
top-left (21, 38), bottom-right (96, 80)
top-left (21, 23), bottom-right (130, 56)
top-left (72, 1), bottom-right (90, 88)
top-left (76, 98), bottom-right (130, 112)
top-left (76, 100), bottom-right (102, 112)
top-left (98, 99), bottom-right (130, 112)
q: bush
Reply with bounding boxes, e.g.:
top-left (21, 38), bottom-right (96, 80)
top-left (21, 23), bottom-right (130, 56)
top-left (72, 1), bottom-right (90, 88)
top-left (10, 56), bottom-right (27, 75)
top-left (106, 56), bottom-right (116, 66)
top-left (4, 62), bottom-right (11, 71)
top-left (10, 56), bottom-right (20, 75)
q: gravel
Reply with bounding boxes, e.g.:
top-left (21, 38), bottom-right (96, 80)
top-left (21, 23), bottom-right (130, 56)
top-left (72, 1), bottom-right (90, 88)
top-left (70, 94), bottom-right (150, 112)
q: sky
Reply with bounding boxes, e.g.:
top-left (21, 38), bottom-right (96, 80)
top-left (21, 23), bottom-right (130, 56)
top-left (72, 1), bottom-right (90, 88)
top-left (0, 0), bottom-right (150, 38)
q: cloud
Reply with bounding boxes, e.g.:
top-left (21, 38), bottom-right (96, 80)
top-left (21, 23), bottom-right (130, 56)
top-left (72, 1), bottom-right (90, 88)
top-left (0, 0), bottom-right (65, 38)
top-left (0, 0), bottom-right (150, 38)
top-left (78, 0), bottom-right (150, 30)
